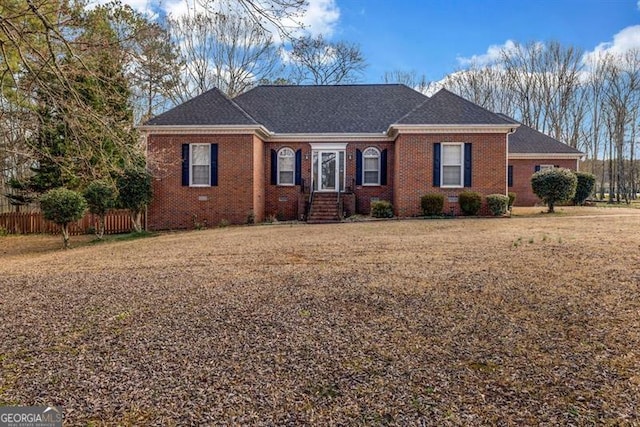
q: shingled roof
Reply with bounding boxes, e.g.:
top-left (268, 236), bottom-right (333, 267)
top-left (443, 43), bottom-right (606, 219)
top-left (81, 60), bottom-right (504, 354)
top-left (234, 84), bottom-right (428, 133)
top-left (499, 114), bottom-right (583, 155)
top-left (145, 87), bottom-right (258, 126)
top-left (396, 89), bottom-right (517, 126)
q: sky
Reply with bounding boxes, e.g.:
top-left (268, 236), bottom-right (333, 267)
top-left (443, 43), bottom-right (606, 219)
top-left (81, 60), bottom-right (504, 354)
top-left (105, 0), bottom-right (640, 83)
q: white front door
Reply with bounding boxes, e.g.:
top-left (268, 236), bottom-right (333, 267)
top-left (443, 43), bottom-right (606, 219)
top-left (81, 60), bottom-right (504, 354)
top-left (312, 150), bottom-right (345, 192)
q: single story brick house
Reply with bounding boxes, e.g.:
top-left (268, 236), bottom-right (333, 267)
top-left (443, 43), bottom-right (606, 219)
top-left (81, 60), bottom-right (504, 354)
top-left (139, 84), bottom-right (583, 229)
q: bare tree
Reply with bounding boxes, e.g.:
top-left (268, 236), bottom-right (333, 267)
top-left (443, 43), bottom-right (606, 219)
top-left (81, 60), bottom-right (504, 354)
top-left (168, 9), bottom-right (281, 100)
top-left (287, 35), bottom-right (366, 85)
top-left (442, 64), bottom-right (517, 117)
top-left (382, 70), bottom-right (431, 93)
top-left (602, 49), bottom-right (640, 202)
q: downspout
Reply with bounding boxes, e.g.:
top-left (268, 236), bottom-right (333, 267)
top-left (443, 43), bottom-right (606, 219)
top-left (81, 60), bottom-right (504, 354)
top-left (506, 127), bottom-right (517, 196)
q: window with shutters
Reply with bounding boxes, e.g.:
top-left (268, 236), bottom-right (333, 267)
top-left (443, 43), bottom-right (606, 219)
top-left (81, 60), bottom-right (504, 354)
top-left (441, 143), bottom-right (464, 187)
top-left (363, 147), bottom-right (380, 185)
top-left (539, 164), bottom-right (554, 171)
top-left (278, 147), bottom-right (295, 185)
top-left (190, 144), bottom-right (210, 186)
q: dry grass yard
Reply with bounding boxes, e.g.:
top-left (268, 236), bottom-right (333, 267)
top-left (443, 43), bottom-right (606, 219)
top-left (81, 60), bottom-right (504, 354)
top-left (1, 207), bottom-right (639, 425)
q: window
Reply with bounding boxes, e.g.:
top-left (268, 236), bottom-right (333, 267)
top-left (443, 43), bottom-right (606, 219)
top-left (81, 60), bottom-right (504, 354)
top-left (278, 147), bottom-right (295, 185)
top-left (190, 144), bottom-right (210, 186)
top-left (540, 164), bottom-right (554, 171)
top-left (363, 147), bottom-right (380, 185)
top-left (441, 143), bottom-right (463, 187)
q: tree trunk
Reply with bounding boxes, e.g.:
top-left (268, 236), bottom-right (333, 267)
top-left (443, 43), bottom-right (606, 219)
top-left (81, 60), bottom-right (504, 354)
top-left (61, 223), bottom-right (70, 249)
top-left (131, 211), bottom-right (142, 232)
top-left (97, 216), bottom-right (105, 239)
top-left (548, 201), bottom-right (555, 213)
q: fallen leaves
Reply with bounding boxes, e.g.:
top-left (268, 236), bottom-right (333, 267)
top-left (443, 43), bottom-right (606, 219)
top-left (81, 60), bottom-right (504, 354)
top-left (1, 212), bottom-right (639, 424)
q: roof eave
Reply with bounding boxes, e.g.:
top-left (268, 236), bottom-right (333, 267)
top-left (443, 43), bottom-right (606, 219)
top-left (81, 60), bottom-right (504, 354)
top-left (137, 124), bottom-right (272, 139)
top-left (389, 123), bottom-right (520, 135)
top-left (508, 152), bottom-right (585, 160)
top-left (268, 132), bottom-right (394, 142)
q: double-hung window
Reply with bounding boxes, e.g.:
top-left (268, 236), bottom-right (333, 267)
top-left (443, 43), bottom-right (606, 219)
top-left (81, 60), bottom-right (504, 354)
top-left (278, 147), bottom-right (295, 185)
top-left (363, 147), bottom-right (380, 185)
top-left (190, 144), bottom-right (211, 186)
top-left (441, 143), bottom-right (464, 187)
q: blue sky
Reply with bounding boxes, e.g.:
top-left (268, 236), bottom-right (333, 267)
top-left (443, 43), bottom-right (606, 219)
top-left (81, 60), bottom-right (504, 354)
top-left (110, 0), bottom-right (640, 83)
top-left (334, 0), bottom-right (640, 82)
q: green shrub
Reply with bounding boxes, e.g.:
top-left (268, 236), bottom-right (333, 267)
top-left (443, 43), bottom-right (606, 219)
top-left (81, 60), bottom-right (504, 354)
top-left (531, 168), bottom-right (577, 213)
top-left (40, 187), bottom-right (87, 249)
top-left (421, 193), bottom-right (444, 216)
top-left (370, 200), bottom-right (394, 218)
top-left (116, 168), bottom-right (153, 232)
top-left (508, 192), bottom-right (516, 208)
top-left (486, 194), bottom-right (509, 216)
top-left (572, 172), bottom-right (596, 206)
top-left (458, 191), bottom-right (482, 216)
top-left (84, 180), bottom-right (117, 239)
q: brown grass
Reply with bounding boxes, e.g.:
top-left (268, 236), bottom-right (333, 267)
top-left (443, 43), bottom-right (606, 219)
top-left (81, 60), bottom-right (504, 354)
top-left (1, 208), bottom-right (639, 425)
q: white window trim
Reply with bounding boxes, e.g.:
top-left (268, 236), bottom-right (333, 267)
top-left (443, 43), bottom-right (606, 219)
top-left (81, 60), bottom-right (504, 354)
top-left (362, 147), bottom-right (381, 186)
top-left (539, 164), bottom-right (555, 171)
top-left (277, 147), bottom-right (295, 186)
top-left (441, 142), bottom-right (464, 188)
top-left (190, 143), bottom-right (211, 187)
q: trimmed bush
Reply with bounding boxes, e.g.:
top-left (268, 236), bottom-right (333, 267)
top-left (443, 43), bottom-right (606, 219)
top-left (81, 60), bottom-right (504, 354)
top-left (116, 168), bottom-right (153, 232)
top-left (572, 171), bottom-right (596, 206)
top-left (421, 193), bottom-right (445, 216)
top-left (531, 167), bottom-right (577, 213)
top-left (508, 192), bottom-right (516, 208)
top-left (458, 191), bottom-right (482, 216)
top-left (486, 194), bottom-right (509, 216)
top-left (40, 187), bottom-right (87, 249)
top-left (84, 180), bottom-right (117, 239)
top-left (370, 200), bottom-right (394, 218)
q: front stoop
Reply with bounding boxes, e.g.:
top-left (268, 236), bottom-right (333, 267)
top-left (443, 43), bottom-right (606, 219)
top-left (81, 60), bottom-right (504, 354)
top-left (307, 193), bottom-right (340, 223)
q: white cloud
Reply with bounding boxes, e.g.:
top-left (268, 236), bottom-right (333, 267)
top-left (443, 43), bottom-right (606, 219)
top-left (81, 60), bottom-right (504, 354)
top-left (456, 40), bottom-right (518, 67)
top-left (584, 25), bottom-right (640, 59)
top-left (92, 0), bottom-right (340, 38)
top-left (300, 0), bottom-right (340, 37)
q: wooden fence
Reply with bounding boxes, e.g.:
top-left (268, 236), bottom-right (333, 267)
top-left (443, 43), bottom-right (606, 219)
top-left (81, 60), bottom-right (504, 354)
top-left (0, 210), bottom-right (143, 235)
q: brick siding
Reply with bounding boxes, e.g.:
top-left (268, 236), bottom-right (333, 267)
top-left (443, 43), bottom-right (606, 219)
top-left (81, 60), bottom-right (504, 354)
top-left (509, 158), bottom-right (579, 206)
top-left (394, 133), bottom-right (508, 216)
top-left (146, 133), bottom-right (259, 230)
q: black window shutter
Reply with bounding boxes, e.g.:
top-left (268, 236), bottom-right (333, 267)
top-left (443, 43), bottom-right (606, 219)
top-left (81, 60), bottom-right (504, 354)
top-left (464, 143), bottom-right (472, 187)
top-left (535, 165), bottom-right (541, 172)
top-left (433, 143), bottom-right (441, 187)
top-left (270, 149), bottom-right (277, 185)
top-left (355, 149), bottom-right (362, 186)
top-left (508, 165), bottom-right (513, 187)
top-left (295, 149), bottom-right (302, 185)
top-left (181, 144), bottom-right (189, 186)
top-left (210, 143), bottom-right (218, 186)
top-left (380, 149), bottom-right (388, 185)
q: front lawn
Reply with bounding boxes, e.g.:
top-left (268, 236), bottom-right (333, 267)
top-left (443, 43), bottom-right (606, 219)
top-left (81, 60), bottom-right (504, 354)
top-left (1, 211), bottom-right (639, 425)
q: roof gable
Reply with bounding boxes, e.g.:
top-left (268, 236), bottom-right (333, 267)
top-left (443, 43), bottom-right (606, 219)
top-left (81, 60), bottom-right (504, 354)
top-left (145, 87), bottom-right (258, 126)
top-left (396, 89), bottom-right (516, 126)
top-left (500, 114), bottom-right (583, 155)
top-left (234, 84), bottom-right (428, 134)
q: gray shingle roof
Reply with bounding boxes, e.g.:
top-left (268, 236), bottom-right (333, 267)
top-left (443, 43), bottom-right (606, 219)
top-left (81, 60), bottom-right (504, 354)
top-left (234, 84), bottom-right (428, 133)
top-left (499, 114), bottom-right (583, 155)
top-left (145, 87), bottom-right (258, 126)
top-left (396, 89), bottom-right (516, 125)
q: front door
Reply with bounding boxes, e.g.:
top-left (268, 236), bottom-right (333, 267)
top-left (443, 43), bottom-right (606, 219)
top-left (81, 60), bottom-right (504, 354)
top-left (313, 150), bottom-right (345, 192)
